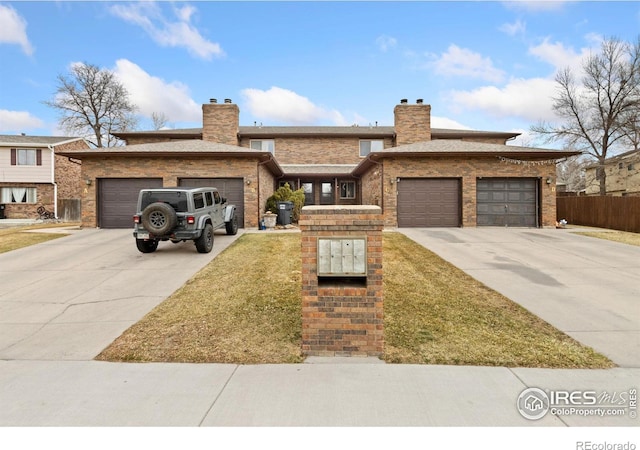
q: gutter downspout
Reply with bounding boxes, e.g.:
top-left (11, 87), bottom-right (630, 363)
top-left (48, 144), bottom-right (58, 219)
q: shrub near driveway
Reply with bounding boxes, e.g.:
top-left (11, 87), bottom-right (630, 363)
top-left (97, 233), bottom-right (613, 368)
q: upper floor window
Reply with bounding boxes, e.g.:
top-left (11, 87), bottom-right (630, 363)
top-left (250, 140), bottom-right (275, 154)
top-left (359, 140), bottom-right (383, 157)
top-left (11, 149), bottom-right (42, 166)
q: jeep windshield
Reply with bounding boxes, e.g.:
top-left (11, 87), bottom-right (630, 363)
top-left (140, 191), bottom-right (189, 212)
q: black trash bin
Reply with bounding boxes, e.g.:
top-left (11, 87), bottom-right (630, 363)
top-left (0, 204), bottom-right (5, 220)
top-left (276, 201), bottom-right (294, 225)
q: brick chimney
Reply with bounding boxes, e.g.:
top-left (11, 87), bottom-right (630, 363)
top-left (394, 99), bottom-right (431, 146)
top-left (202, 98), bottom-right (240, 145)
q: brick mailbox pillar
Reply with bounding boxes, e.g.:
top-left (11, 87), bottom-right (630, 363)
top-left (299, 205), bottom-right (384, 357)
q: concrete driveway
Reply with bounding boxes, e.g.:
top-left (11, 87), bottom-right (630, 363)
top-left (0, 228), bottom-right (243, 360)
top-left (399, 227), bottom-right (640, 368)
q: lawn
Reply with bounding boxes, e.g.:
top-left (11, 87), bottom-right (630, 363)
top-left (0, 223), bottom-right (79, 254)
top-left (571, 229), bottom-right (640, 246)
top-left (97, 232), bottom-right (614, 368)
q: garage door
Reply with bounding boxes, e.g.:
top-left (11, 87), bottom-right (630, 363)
top-left (99, 178), bottom-right (163, 228)
top-left (476, 178), bottom-right (538, 227)
top-left (397, 178), bottom-right (461, 227)
top-left (179, 178), bottom-right (244, 228)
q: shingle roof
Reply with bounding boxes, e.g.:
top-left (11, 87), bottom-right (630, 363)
top-left (0, 134), bottom-right (83, 146)
top-left (111, 126), bottom-right (520, 140)
top-left (280, 164), bottom-right (357, 176)
top-left (57, 139), bottom-right (260, 155)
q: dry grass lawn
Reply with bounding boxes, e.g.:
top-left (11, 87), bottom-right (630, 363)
top-left (0, 223), bottom-right (79, 254)
top-left (97, 232), bottom-right (614, 368)
top-left (572, 229), bottom-right (640, 247)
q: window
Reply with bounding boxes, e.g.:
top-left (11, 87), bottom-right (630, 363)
top-left (204, 191), bottom-right (213, 206)
top-left (320, 182), bottom-right (333, 205)
top-left (193, 193), bottom-right (205, 209)
top-left (213, 191), bottom-right (221, 204)
top-left (250, 140), bottom-right (275, 154)
top-left (618, 162), bottom-right (624, 169)
top-left (11, 148), bottom-right (41, 166)
top-left (1, 187), bottom-right (37, 203)
top-left (629, 164), bottom-right (635, 171)
top-left (359, 140), bottom-right (384, 157)
top-left (340, 181), bottom-right (356, 199)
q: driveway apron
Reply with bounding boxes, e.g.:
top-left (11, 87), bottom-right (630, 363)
top-left (398, 227), bottom-right (640, 368)
top-left (0, 228), bottom-right (243, 360)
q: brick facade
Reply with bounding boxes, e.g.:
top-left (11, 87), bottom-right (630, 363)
top-left (380, 156), bottom-right (557, 227)
top-left (79, 156), bottom-right (267, 228)
top-left (299, 206), bottom-right (384, 357)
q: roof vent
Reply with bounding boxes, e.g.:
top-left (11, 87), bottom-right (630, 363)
top-left (210, 98), bottom-right (217, 103)
top-left (416, 99), bottom-right (423, 104)
top-left (224, 98), bottom-right (232, 104)
top-left (400, 99), bottom-right (408, 104)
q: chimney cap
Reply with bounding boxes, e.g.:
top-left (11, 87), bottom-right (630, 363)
top-left (224, 98), bottom-right (232, 104)
top-left (400, 98), bottom-right (408, 104)
top-left (210, 98), bottom-right (217, 103)
top-left (416, 99), bottom-right (423, 104)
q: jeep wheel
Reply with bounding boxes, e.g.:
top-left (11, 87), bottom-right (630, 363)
top-left (141, 202), bottom-right (177, 235)
top-left (195, 223), bottom-right (214, 253)
top-left (136, 239), bottom-right (159, 253)
top-left (225, 215), bottom-right (238, 235)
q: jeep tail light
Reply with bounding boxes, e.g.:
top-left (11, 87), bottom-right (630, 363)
top-left (187, 216), bottom-right (195, 225)
top-left (133, 215), bottom-right (140, 224)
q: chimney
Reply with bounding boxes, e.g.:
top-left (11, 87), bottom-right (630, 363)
top-left (394, 99), bottom-right (431, 145)
top-left (202, 99), bottom-right (239, 145)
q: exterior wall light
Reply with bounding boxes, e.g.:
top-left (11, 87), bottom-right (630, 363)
top-left (546, 177), bottom-right (553, 185)
top-left (85, 179), bottom-right (92, 186)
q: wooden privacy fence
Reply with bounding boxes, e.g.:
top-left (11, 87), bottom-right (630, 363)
top-left (557, 196), bottom-right (640, 233)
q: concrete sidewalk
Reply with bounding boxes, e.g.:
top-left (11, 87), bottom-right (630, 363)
top-left (0, 227), bottom-right (638, 429)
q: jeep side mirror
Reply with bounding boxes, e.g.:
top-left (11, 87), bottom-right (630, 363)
top-left (221, 197), bottom-right (227, 204)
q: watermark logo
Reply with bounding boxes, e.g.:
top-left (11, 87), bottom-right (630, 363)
top-left (517, 387), bottom-right (550, 420)
top-left (517, 387), bottom-right (637, 420)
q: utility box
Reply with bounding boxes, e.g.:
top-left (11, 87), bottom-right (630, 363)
top-left (299, 205), bottom-right (383, 357)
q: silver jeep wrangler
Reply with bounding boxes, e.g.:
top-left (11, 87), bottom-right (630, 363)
top-left (133, 187), bottom-right (238, 254)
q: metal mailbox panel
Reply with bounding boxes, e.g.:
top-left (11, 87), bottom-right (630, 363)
top-left (318, 237), bottom-right (366, 276)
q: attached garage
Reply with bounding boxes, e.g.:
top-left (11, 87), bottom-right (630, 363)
top-left (179, 177), bottom-right (244, 228)
top-left (476, 178), bottom-right (538, 227)
top-left (98, 178), bottom-right (163, 228)
top-left (397, 178), bottom-right (461, 227)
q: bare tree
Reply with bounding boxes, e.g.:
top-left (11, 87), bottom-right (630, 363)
top-left (151, 112), bottom-right (169, 130)
top-left (556, 154), bottom-right (588, 193)
top-left (44, 62), bottom-right (138, 147)
top-left (532, 36), bottom-right (640, 195)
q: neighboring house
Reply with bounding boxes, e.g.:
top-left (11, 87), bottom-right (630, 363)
top-left (0, 134), bottom-right (90, 220)
top-left (58, 99), bottom-right (578, 229)
top-left (584, 149), bottom-right (640, 196)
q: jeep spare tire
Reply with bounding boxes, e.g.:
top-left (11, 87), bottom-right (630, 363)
top-left (141, 202), bottom-right (178, 235)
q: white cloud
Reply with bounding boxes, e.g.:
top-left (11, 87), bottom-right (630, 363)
top-left (0, 110), bottom-right (44, 133)
top-left (448, 77), bottom-right (558, 122)
top-left (241, 87), bottom-right (347, 125)
top-left (503, 1), bottom-right (568, 13)
top-left (0, 4), bottom-right (34, 55)
top-left (376, 35), bottom-right (397, 52)
top-left (528, 37), bottom-right (591, 72)
top-left (431, 116), bottom-right (472, 130)
top-left (499, 19), bottom-right (526, 37)
top-left (112, 59), bottom-right (201, 123)
top-left (431, 45), bottom-right (505, 83)
top-left (109, 2), bottom-right (223, 60)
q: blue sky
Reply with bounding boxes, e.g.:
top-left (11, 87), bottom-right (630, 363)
top-left (1, 1), bottom-right (639, 146)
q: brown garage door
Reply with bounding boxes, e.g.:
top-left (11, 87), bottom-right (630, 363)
top-left (179, 178), bottom-right (244, 227)
top-left (476, 178), bottom-right (538, 227)
top-left (98, 178), bottom-right (163, 228)
top-left (397, 178), bottom-right (461, 227)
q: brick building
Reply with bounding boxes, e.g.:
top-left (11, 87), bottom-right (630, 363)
top-left (58, 99), bottom-right (578, 229)
top-left (0, 135), bottom-right (89, 220)
top-left (584, 149), bottom-right (640, 196)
